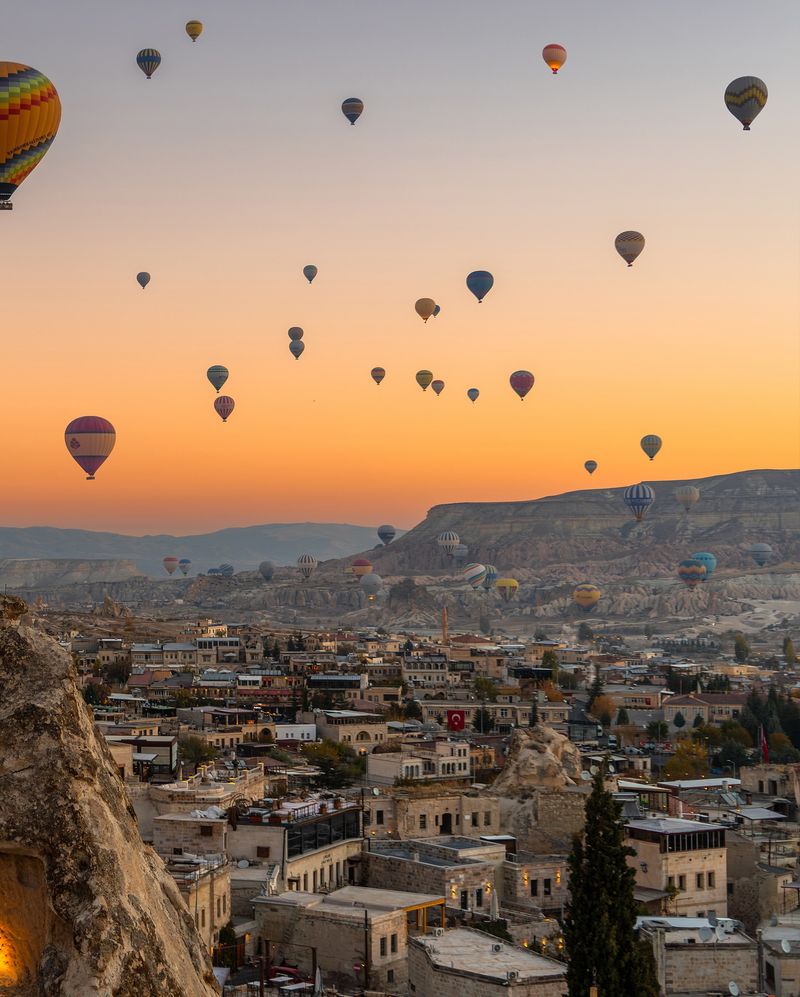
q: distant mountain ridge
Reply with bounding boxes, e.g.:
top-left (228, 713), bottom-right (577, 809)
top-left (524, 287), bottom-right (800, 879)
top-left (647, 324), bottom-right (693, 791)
top-left (0, 522), bottom-right (385, 577)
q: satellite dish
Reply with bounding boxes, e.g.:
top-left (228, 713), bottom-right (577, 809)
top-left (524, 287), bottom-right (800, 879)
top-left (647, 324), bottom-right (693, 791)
top-left (590, 765), bottom-right (599, 775)
top-left (728, 983), bottom-right (739, 997)
top-left (608, 765), bottom-right (616, 774)
top-left (698, 927), bottom-right (713, 942)
top-left (716, 925), bottom-right (727, 941)
top-left (708, 913), bottom-right (719, 927)
top-left (782, 939), bottom-right (791, 954)
top-left (237, 859), bottom-right (250, 869)
top-left (580, 771), bottom-right (592, 781)
top-left (372, 787), bottom-right (380, 797)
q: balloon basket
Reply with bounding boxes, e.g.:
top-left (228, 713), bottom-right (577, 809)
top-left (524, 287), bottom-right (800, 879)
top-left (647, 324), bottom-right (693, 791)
top-left (0, 203), bottom-right (12, 211)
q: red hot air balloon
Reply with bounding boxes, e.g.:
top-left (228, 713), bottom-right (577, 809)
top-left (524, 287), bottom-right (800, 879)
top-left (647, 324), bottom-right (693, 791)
top-left (214, 396), bottom-right (235, 423)
top-left (163, 556), bottom-right (179, 575)
top-left (371, 367), bottom-right (386, 385)
top-left (64, 416), bottom-right (116, 480)
top-left (509, 370), bottom-right (534, 400)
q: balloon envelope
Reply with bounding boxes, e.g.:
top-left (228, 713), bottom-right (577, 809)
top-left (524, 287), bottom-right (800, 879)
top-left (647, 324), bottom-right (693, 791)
top-left (691, 552), bottom-right (717, 580)
top-left (573, 583), bottom-right (601, 612)
top-left (466, 270), bottom-right (494, 302)
top-left (214, 396), bottom-right (235, 422)
top-left (163, 556), bottom-right (179, 576)
top-left (584, 460), bottom-right (598, 475)
top-left (360, 573), bottom-right (383, 599)
top-left (371, 367), bottom-right (386, 385)
top-left (542, 43), bottom-right (567, 73)
top-left (467, 388), bottom-right (480, 403)
top-left (640, 435), bottom-right (662, 460)
top-left (463, 563), bottom-right (488, 589)
top-left (185, 20), bottom-right (203, 41)
top-left (452, 543), bottom-right (469, 563)
top-left (725, 77), bottom-right (767, 130)
top-left (178, 558), bottom-right (191, 576)
top-left (624, 483), bottom-right (655, 522)
top-left (495, 578), bottom-right (519, 602)
top-left (259, 560), bottom-right (275, 581)
top-left (431, 380), bottom-right (445, 396)
top-left (675, 485), bottom-right (700, 512)
top-left (0, 63), bottom-right (61, 206)
top-left (341, 97), bottom-right (363, 125)
top-left (218, 563), bottom-right (234, 578)
top-left (136, 272), bottom-right (150, 289)
top-left (288, 327), bottom-right (304, 341)
top-left (749, 542), bottom-right (772, 567)
top-left (303, 265), bottom-right (318, 283)
top-left (297, 553), bottom-right (318, 579)
top-left (289, 341), bottom-right (305, 359)
top-left (136, 49), bottom-right (161, 79)
top-left (415, 298), bottom-right (436, 322)
top-left (64, 416), bottom-right (116, 480)
top-left (482, 564), bottom-right (499, 590)
top-left (437, 530), bottom-right (460, 554)
top-left (416, 370), bottom-right (433, 391)
top-left (509, 370), bottom-right (534, 400)
top-left (433, 304), bottom-right (441, 317)
top-left (207, 365), bottom-right (229, 392)
top-left (377, 524), bottom-right (395, 545)
top-left (678, 558), bottom-right (707, 589)
top-left (615, 231), bottom-right (645, 267)
top-left (351, 558), bottom-right (373, 578)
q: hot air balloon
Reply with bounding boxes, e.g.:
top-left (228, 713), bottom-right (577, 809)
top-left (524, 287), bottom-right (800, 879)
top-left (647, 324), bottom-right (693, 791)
top-left (573, 583), bottom-right (601, 613)
top-left (290, 341), bottom-right (305, 360)
top-left (416, 370), bottom-right (433, 392)
top-left (675, 485), bottom-right (700, 513)
top-left (64, 416), bottom-right (116, 481)
top-left (542, 43), bottom-right (567, 74)
top-left (185, 20), bottom-right (203, 42)
top-left (431, 380), bottom-right (445, 396)
top-left (351, 558), bottom-right (373, 578)
top-left (0, 63), bottom-right (61, 209)
top-left (178, 558), bottom-right (191, 576)
top-left (691, 552), bottom-right (717, 580)
top-left (509, 370), bottom-right (534, 400)
top-left (495, 578), bottom-right (519, 603)
top-left (584, 460), bottom-right (598, 475)
top-left (640, 435), bottom-right (662, 460)
top-left (377, 525), bottom-right (395, 545)
top-left (218, 563), bottom-right (234, 578)
top-left (415, 298), bottom-right (436, 323)
top-left (615, 231), bottom-right (645, 267)
top-left (678, 558), bottom-right (706, 589)
top-left (463, 563), bottom-right (488, 589)
top-left (288, 327), bottom-right (304, 341)
top-left (303, 265), bottom-right (318, 283)
top-left (341, 98), bottom-right (364, 125)
top-left (207, 365), bottom-right (229, 392)
top-left (259, 560), bottom-right (275, 581)
top-left (437, 531), bottom-right (460, 555)
top-left (748, 542), bottom-right (772, 567)
top-left (725, 77), bottom-right (768, 130)
top-left (482, 565), bottom-right (499, 591)
top-left (360, 573), bottom-right (383, 601)
top-left (371, 367), bottom-right (386, 386)
top-left (433, 304), bottom-right (441, 317)
top-left (452, 543), bottom-right (469, 564)
top-left (136, 49), bottom-right (161, 79)
top-left (297, 553), bottom-right (317, 580)
top-left (466, 271), bottom-right (494, 303)
top-left (467, 388), bottom-right (480, 403)
top-left (214, 396), bottom-right (235, 422)
top-left (623, 483), bottom-right (655, 522)
top-left (163, 556), bottom-right (179, 576)
top-left (136, 272), bottom-right (150, 289)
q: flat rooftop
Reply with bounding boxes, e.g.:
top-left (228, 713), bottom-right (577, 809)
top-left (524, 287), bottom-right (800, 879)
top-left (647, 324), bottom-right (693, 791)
top-left (627, 817), bottom-right (724, 834)
top-left (414, 928), bottom-right (565, 980)
top-left (255, 885), bottom-right (444, 915)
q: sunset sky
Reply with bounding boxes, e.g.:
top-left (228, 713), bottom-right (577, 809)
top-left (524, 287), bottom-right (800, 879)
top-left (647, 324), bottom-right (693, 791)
top-left (4, 0), bottom-right (799, 535)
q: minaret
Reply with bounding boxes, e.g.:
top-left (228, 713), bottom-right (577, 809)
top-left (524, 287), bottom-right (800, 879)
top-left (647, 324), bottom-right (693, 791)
top-left (441, 606), bottom-right (449, 645)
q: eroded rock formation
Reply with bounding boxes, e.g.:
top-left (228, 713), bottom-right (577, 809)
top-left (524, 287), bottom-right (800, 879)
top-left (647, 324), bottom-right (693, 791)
top-left (0, 605), bottom-right (219, 996)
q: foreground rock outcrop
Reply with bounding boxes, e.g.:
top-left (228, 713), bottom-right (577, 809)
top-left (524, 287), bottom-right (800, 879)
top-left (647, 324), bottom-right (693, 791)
top-left (0, 603), bottom-right (219, 996)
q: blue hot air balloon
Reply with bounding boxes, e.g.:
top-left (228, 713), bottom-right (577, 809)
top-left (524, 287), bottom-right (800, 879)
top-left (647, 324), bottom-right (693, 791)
top-left (341, 98), bottom-right (364, 125)
top-left (178, 558), bottom-right (191, 576)
top-left (377, 524), bottom-right (396, 545)
top-left (748, 543), bottom-right (773, 567)
top-left (482, 564), bottom-right (499, 591)
top-left (136, 272), bottom-right (150, 289)
top-left (467, 388), bottom-right (480, 403)
top-left (207, 365), bottom-right (229, 392)
top-left (136, 49), bottom-right (162, 79)
top-left (623, 483), bottom-right (655, 522)
top-left (691, 552), bottom-right (717, 580)
top-left (466, 271), bottom-right (494, 303)
top-left (433, 304), bottom-right (441, 317)
top-left (303, 265), bottom-right (317, 283)
top-left (290, 340), bottom-right (305, 360)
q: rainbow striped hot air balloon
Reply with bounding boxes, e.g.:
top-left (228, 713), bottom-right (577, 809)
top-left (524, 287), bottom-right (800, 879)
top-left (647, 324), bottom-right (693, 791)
top-left (624, 483), bottom-right (655, 522)
top-left (341, 97), bottom-right (364, 125)
top-left (136, 49), bottom-right (162, 79)
top-left (371, 367), bottom-right (386, 385)
top-left (573, 583), bottom-right (601, 612)
top-left (0, 63), bottom-right (61, 209)
top-left (64, 416), bottom-right (116, 480)
top-left (678, 558), bottom-right (707, 589)
top-left (463, 563), bottom-right (487, 589)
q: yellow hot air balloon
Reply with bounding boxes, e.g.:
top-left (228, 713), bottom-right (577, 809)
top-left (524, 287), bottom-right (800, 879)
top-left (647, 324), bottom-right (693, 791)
top-left (415, 298), bottom-right (436, 323)
top-left (573, 583), bottom-right (601, 613)
top-left (416, 370), bottom-right (433, 391)
top-left (186, 20), bottom-right (204, 42)
top-left (0, 63), bottom-right (61, 209)
top-left (495, 578), bottom-right (519, 603)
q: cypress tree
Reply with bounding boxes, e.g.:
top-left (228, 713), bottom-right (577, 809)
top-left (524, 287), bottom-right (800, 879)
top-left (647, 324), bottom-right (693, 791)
top-left (563, 769), bottom-right (659, 997)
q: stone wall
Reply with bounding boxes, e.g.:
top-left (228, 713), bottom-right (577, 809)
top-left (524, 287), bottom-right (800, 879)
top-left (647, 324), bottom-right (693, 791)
top-left (499, 789), bottom-right (587, 853)
top-left (362, 851), bottom-right (493, 912)
top-left (647, 929), bottom-right (758, 995)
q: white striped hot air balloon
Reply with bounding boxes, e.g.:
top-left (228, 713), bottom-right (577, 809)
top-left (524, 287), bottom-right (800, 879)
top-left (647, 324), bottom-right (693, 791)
top-left (297, 553), bottom-right (317, 580)
top-left (437, 531), bottom-right (460, 555)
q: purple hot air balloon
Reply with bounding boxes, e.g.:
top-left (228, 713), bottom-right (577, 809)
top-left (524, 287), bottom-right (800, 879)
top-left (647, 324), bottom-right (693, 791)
top-left (431, 380), bottom-right (445, 396)
top-left (509, 370), bottom-right (534, 400)
top-left (214, 396), bottom-right (235, 423)
top-left (64, 416), bottom-right (116, 480)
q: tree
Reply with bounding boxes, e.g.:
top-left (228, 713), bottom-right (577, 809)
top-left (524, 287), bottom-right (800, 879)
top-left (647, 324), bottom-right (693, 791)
top-left (179, 736), bottom-right (217, 765)
top-left (530, 696), bottom-right (539, 727)
top-left (768, 732), bottom-right (800, 763)
top-left (717, 739), bottom-right (750, 772)
top-left (720, 720), bottom-right (753, 748)
top-left (646, 721), bottom-right (668, 741)
top-left (564, 770), bottom-right (660, 997)
top-left (673, 711), bottom-right (686, 730)
top-left (734, 633), bottom-right (750, 663)
top-left (82, 682), bottom-right (101, 706)
top-left (473, 708), bottom-right (495, 733)
top-left (692, 713), bottom-right (703, 728)
top-left (784, 636), bottom-right (797, 667)
top-left (704, 673), bottom-right (731, 693)
top-left (404, 699), bottom-right (422, 720)
top-left (662, 741), bottom-right (709, 779)
top-left (302, 741), bottom-right (365, 789)
top-left (104, 659), bottom-right (131, 686)
top-left (616, 707), bottom-right (630, 726)
top-left (557, 669), bottom-right (579, 690)
top-left (216, 921), bottom-right (239, 971)
top-left (472, 676), bottom-right (498, 702)
top-left (541, 650), bottom-right (559, 680)
top-left (587, 670), bottom-right (604, 710)
top-left (577, 621), bottom-right (594, 643)
top-left (589, 695), bottom-right (615, 728)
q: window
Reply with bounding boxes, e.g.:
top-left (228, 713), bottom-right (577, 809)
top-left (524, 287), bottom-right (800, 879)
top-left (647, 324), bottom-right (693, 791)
top-left (472, 812), bottom-right (479, 826)
top-left (200, 826), bottom-right (213, 837)
top-left (707, 871), bottom-right (715, 888)
top-left (476, 888), bottom-right (483, 907)
top-left (391, 934), bottom-right (397, 953)
top-left (419, 814), bottom-right (427, 830)
top-left (201, 908), bottom-right (206, 928)
top-left (484, 812), bottom-right (491, 826)
top-left (531, 880), bottom-right (538, 897)
top-left (380, 937), bottom-right (387, 957)
top-left (678, 875), bottom-right (686, 891)
top-left (387, 970), bottom-right (395, 984)
top-left (257, 846), bottom-right (271, 858)
top-left (667, 876), bottom-right (675, 890)
top-left (696, 873), bottom-right (705, 889)
top-left (544, 878), bottom-right (552, 897)
top-left (216, 898), bottom-right (221, 917)
top-left (173, 847), bottom-right (183, 856)
top-left (222, 895), bottom-right (226, 913)
top-left (376, 810), bottom-right (384, 825)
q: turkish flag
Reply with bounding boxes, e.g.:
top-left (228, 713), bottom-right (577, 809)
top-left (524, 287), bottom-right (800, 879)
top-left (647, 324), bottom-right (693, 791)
top-left (447, 709), bottom-right (466, 732)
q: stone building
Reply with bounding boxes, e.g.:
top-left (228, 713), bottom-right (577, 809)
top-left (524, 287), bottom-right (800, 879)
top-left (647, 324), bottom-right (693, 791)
top-left (639, 921), bottom-right (758, 996)
top-left (363, 787), bottom-right (501, 839)
top-left (166, 855), bottom-right (231, 954)
top-left (366, 739), bottom-right (471, 786)
top-left (760, 918), bottom-right (800, 996)
top-left (300, 709), bottom-right (388, 751)
top-left (727, 828), bottom-right (800, 933)
top-left (408, 928), bottom-right (567, 996)
top-left (503, 852), bottom-right (569, 916)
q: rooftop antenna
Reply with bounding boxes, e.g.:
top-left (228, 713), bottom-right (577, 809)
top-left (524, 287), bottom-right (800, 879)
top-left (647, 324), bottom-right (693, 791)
top-left (442, 606), bottom-right (449, 645)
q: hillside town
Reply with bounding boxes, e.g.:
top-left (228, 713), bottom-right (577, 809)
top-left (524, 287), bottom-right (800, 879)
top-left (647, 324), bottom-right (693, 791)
top-left (2, 603), bottom-right (791, 996)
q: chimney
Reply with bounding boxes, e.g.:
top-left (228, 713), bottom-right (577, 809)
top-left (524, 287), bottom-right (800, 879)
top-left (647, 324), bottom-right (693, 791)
top-left (442, 607), bottom-right (449, 645)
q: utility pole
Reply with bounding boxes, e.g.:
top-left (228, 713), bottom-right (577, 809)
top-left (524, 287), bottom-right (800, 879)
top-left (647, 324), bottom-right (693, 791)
top-left (364, 908), bottom-right (370, 991)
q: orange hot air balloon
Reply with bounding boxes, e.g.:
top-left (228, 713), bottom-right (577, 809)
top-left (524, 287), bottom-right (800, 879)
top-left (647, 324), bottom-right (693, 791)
top-left (351, 558), bottom-right (373, 578)
top-left (542, 44), bottom-right (567, 74)
top-left (0, 63), bottom-right (61, 208)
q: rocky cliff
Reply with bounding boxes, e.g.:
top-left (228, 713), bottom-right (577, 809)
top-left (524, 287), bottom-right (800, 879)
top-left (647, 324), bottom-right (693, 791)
top-left (0, 559), bottom-right (142, 589)
top-left (0, 600), bottom-right (219, 996)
